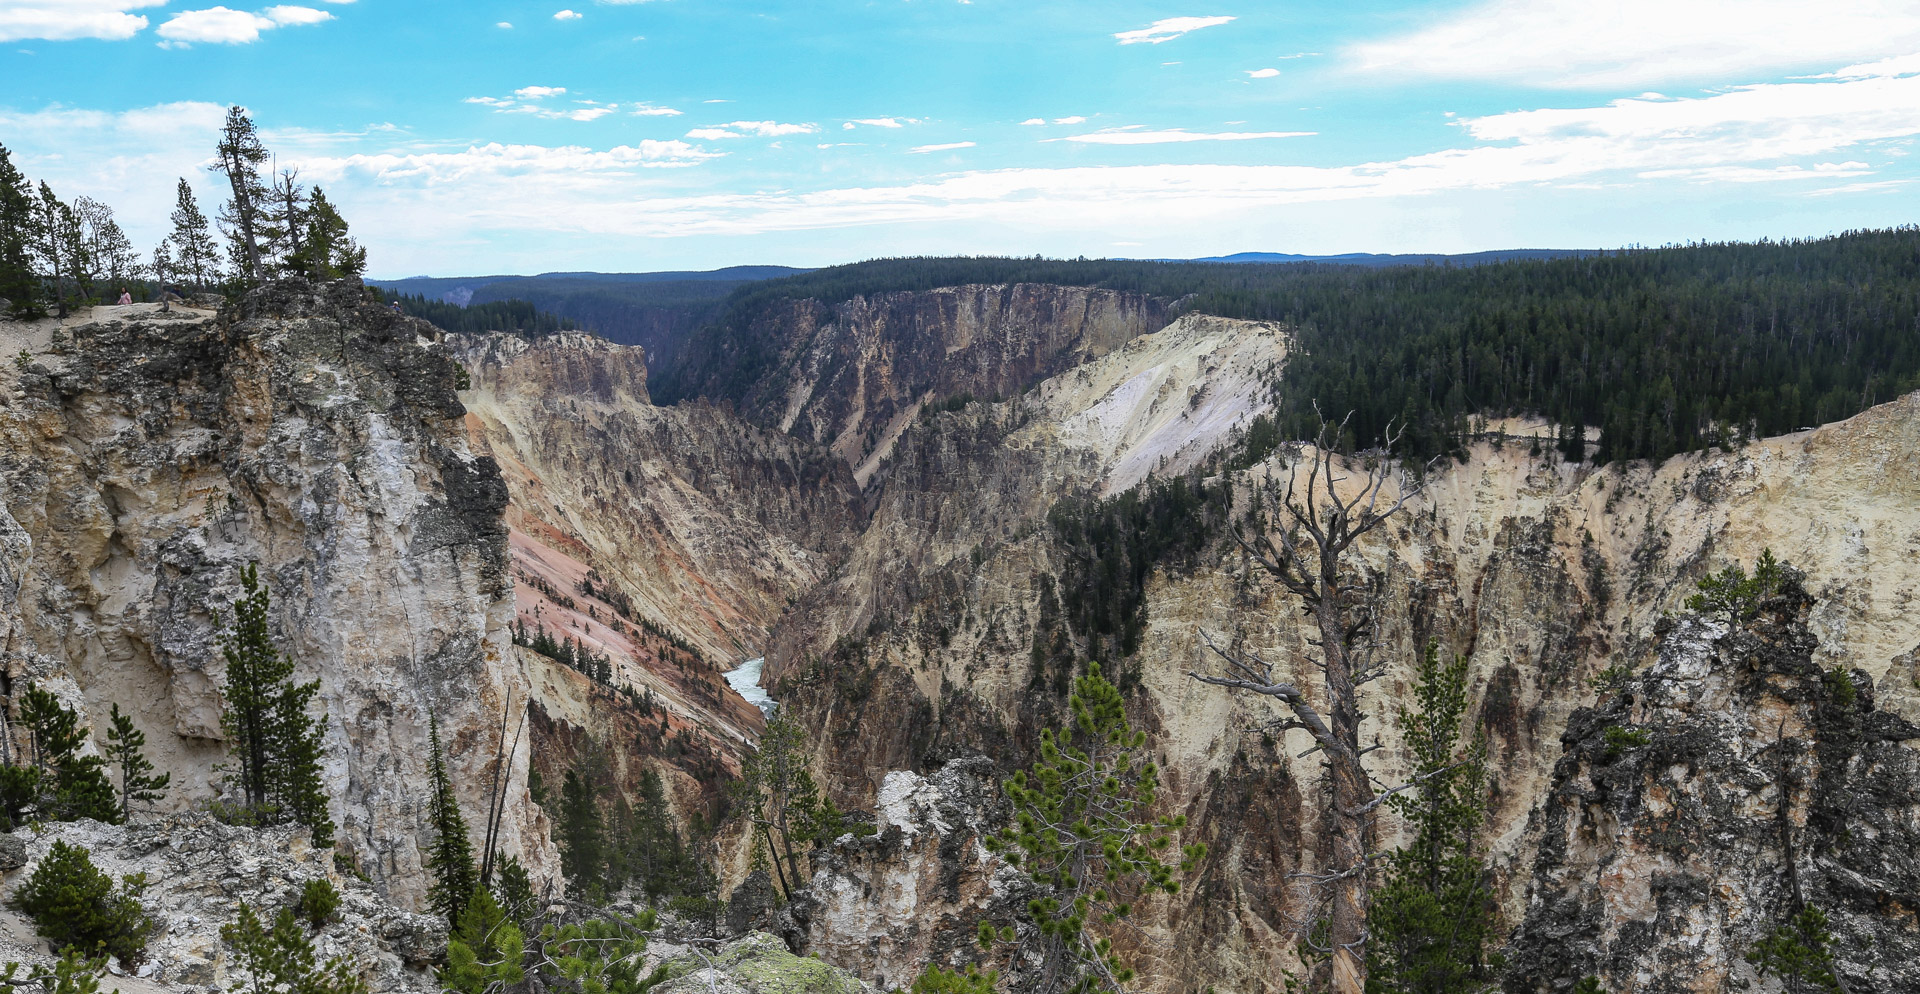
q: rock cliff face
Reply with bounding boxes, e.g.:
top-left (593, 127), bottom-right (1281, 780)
top-left (668, 285), bottom-right (1174, 482)
top-left (0, 282), bottom-right (550, 903)
top-left (1505, 584), bottom-right (1920, 993)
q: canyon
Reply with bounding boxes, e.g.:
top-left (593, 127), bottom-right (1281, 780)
top-left (0, 277), bottom-right (1915, 992)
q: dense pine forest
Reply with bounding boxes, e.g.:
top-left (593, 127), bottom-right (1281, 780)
top-left (659, 228), bottom-right (1920, 462)
top-left (388, 293), bottom-right (581, 337)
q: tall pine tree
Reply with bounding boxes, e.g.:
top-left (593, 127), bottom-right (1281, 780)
top-left (1365, 641), bottom-right (1500, 994)
top-left (211, 106), bottom-right (270, 283)
top-left (0, 144), bottom-right (39, 317)
top-left (16, 685), bottom-right (118, 825)
top-left (103, 703), bottom-right (169, 821)
top-left (424, 711), bottom-right (479, 929)
top-left (557, 759), bottom-right (605, 902)
top-left (167, 179), bottom-right (219, 290)
top-left (217, 563), bottom-right (335, 848)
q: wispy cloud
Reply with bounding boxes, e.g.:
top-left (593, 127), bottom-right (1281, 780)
top-left (843, 118), bottom-right (912, 129)
top-left (1245, 68), bottom-right (1279, 78)
top-left (910, 141), bottom-right (975, 153)
top-left (467, 86), bottom-right (676, 121)
top-left (1057, 127), bottom-right (1313, 145)
top-left (1113, 16), bottom-right (1234, 45)
top-left (1353, 0), bottom-right (1920, 87)
top-left (686, 121), bottom-right (819, 139)
top-left (1020, 118), bottom-right (1046, 126)
top-left (553, 9), bottom-right (582, 20)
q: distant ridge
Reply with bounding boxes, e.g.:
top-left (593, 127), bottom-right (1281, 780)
top-left (1180, 249), bottom-right (1596, 266)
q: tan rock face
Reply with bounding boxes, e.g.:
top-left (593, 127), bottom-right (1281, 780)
top-left (0, 283), bottom-right (550, 905)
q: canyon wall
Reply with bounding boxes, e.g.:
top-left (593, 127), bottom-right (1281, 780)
top-left (0, 280), bottom-right (549, 904)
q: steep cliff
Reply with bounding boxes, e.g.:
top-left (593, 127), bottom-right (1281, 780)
top-left (1505, 582), bottom-right (1920, 993)
top-left (666, 284), bottom-right (1175, 482)
top-left (0, 282), bottom-right (550, 903)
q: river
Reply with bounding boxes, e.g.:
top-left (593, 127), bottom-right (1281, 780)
top-left (724, 656), bottom-right (776, 716)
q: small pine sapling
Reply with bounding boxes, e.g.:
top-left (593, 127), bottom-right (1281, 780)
top-left (103, 703), bottom-right (169, 821)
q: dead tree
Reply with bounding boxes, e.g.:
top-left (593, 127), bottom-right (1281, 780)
top-left (1189, 413), bottom-right (1426, 994)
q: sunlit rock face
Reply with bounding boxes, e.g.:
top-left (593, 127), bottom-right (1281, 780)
top-left (0, 280), bottom-right (548, 905)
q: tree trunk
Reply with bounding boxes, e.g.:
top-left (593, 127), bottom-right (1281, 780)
top-left (1318, 587), bottom-right (1371, 994)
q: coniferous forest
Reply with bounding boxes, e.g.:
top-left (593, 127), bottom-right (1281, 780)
top-left (662, 228), bottom-right (1920, 462)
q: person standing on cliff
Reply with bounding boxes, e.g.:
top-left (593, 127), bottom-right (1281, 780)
top-left (117, 288), bottom-right (132, 305)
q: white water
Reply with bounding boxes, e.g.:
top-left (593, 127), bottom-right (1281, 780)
top-left (724, 656), bottom-right (776, 715)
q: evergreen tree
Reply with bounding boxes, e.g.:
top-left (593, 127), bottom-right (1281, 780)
top-left (985, 662), bottom-right (1204, 994)
top-left (221, 903), bottom-right (368, 994)
top-left (30, 182), bottom-right (83, 315)
top-left (211, 106), bottom-right (270, 283)
top-left (729, 710), bottom-right (819, 897)
top-left (627, 767), bottom-right (688, 899)
top-left (167, 178), bottom-right (219, 290)
top-left (423, 711), bottom-right (479, 930)
top-left (440, 889), bottom-right (525, 994)
top-left (102, 703), bottom-right (169, 821)
top-left (14, 840), bottom-right (154, 965)
top-left (1365, 642), bottom-right (1500, 994)
top-left (1746, 906), bottom-right (1845, 994)
top-left (492, 855), bottom-right (538, 925)
top-left (148, 238), bottom-right (174, 290)
top-left (557, 762), bottom-right (605, 901)
top-left (16, 684), bottom-right (119, 824)
top-left (263, 165), bottom-right (307, 271)
top-left (72, 197), bottom-right (138, 289)
top-left (0, 144), bottom-right (40, 317)
top-left (216, 563), bottom-right (335, 849)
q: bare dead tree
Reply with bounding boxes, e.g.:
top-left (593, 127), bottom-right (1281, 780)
top-left (1188, 412), bottom-right (1427, 994)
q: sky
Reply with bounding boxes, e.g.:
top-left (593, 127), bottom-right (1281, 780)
top-left (1, 0), bottom-right (1918, 277)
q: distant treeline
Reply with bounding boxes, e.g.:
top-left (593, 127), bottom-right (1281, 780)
top-left (661, 230), bottom-right (1920, 463)
top-left (389, 292), bottom-right (579, 337)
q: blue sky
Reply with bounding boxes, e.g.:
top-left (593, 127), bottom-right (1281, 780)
top-left (3, 0), bottom-right (1918, 276)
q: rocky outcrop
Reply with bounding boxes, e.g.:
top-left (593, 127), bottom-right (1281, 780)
top-left (650, 932), bottom-right (878, 994)
top-left (0, 815), bottom-right (443, 992)
top-left (1504, 583), bottom-right (1920, 993)
top-left (790, 757), bottom-right (1025, 991)
top-left (0, 283), bottom-right (549, 904)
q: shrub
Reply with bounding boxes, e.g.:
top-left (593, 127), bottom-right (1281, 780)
top-left (911, 963), bottom-right (999, 994)
top-left (0, 948), bottom-right (108, 994)
top-left (12, 841), bottom-right (154, 965)
top-left (296, 877), bottom-right (342, 929)
top-left (1601, 725), bottom-right (1653, 761)
top-left (222, 903), bottom-right (368, 994)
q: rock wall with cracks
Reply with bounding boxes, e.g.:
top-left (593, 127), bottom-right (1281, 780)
top-left (0, 281), bottom-right (553, 906)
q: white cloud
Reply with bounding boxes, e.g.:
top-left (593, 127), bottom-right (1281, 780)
top-left (910, 141), bottom-right (975, 153)
top-left (157, 7), bottom-right (274, 43)
top-left (1020, 118), bottom-right (1046, 126)
top-left (155, 4), bottom-right (334, 44)
top-left (0, 0), bottom-right (164, 41)
top-left (846, 118), bottom-right (907, 129)
top-left (554, 9), bottom-right (582, 20)
top-left (515, 85), bottom-right (567, 99)
top-left (496, 21), bottom-right (512, 28)
top-left (1053, 116), bottom-right (1086, 125)
top-left (1245, 68), bottom-right (1279, 78)
top-left (467, 86), bottom-right (673, 120)
top-left (1058, 128), bottom-right (1314, 145)
top-left (263, 5), bottom-right (331, 25)
top-left (1353, 0), bottom-right (1920, 88)
top-left (687, 120), bottom-right (819, 139)
top-left (1113, 15), bottom-right (1234, 45)
top-left (630, 103), bottom-right (683, 117)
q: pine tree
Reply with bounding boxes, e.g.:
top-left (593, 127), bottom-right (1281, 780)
top-left (440, 888), bottom-right (526, 994)
top-left (985, 661), bottom-right (1204, 994)
top-left (30, 182), bottom-right (82, 315)
top-left (103, 703), bottom-right (169, 821)
top-left (1365, 641), bottom-right (1500, 994)
top-left (16, 685), bottom-right (119, 824)
top-left (492, 855), bottom-right (537, 925)
top-left (167, 179), bottom-right (219, 290)
top-left (557, 762), bottom-right (605, 902)
top-left (216, 563), bottom-right (335, 849)
top-left (211, 107), bottom-right (270, 283)
top-left (1747, 906), bottom-right (1845, 994)
top-left (15, 840), bottom-right (154, 965)
top-left (424, 711), bottom-right (479, 930)
top-left (221, 903), bottom-right (368, 994)
top-left (0, 144), bottom-right (40, 317)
